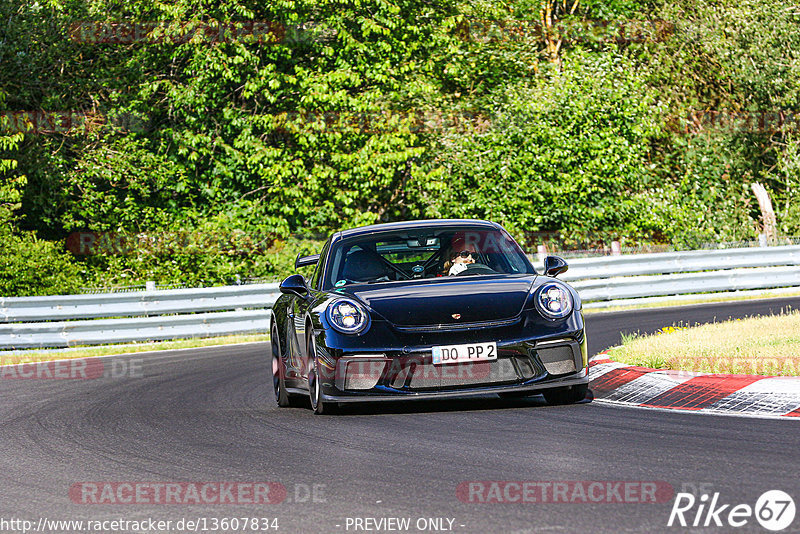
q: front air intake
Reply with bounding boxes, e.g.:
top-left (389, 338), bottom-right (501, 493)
top-left (536, 343), bottom-right (579, 375)
top-left (336, 358), bottom-right (385, 390)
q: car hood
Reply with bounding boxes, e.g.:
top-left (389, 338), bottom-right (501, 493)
top-left (338, 276), bottom-right (536, 327)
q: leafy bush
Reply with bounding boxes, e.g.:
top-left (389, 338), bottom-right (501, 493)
top-left (77, 217), bottom-right (327, 289)
top-left (0, 225), bottom-right (84, 296)
top-left (423, 51), bottom-right (668, 246)
top-left (2, 0), bottom-right (800, 295)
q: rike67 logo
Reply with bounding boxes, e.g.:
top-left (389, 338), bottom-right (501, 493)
top-left (668, 490), bottom-right (795, 531)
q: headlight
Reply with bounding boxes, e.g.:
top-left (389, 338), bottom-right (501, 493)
top-left (326, 298), bottom-right (370, 334)
top-left (535, 282), bottom-right (573, 320)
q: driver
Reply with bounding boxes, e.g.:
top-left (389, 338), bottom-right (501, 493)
top-left (443, 238), bottom-right (479, 276)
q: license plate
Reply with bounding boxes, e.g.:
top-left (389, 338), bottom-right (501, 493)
top-left (431, 342), bottom-right (497, 365)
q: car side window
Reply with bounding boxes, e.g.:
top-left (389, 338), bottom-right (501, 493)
top-left (310, 240), bottom-right (330, 290)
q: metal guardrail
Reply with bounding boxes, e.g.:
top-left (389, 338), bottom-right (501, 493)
top-left (0, 310), bottom-right (271, 349)
top-left (0, 284), bottom-right (279, 350)
top-left (558, 245), bottom-right (800, 282)
top-left (572, 266), bottom-right (800, 302)
top-left (0, 283), bottom-right (280, 322)
top-left (2, 245), bottom-right (799, 350)
top-left (538, 244), bottom-right (800, 304)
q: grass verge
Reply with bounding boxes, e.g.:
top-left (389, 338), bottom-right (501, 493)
top-left (608, 310), bottom-right (800, 376)
top-left (0, 334), bottom-right (270, 366)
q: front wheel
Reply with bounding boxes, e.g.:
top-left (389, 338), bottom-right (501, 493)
top-left (542, 384), bottom-right (588, 405)
top-left (307, 335), bottom-right (339, 415)
top-left (272, 324), bottom-right (302, 408)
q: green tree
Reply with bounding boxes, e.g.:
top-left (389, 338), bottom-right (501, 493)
top-left (422, 51), bottom-right (667, 246)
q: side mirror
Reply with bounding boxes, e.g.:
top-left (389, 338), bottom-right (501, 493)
top-left (280, 274), bottom-right (308, 297)
top-left (543, 255), bottom-right (568, 277)
top-left (295, 253), bottom-right (320, 270)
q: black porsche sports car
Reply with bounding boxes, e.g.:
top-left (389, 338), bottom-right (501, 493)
top-left (269, 219), bottom-right (588, 414)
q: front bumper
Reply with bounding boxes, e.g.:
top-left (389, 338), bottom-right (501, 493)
top-left (323, 372), bottom-right (589, 404)
top-left (312, 336), bottom-right (589, 403)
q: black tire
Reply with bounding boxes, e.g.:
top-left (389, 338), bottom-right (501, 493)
top-left (542, 384), bottom-right (589, 405)
top-left (271, 323), bottom-right (302, 408)
top-left (307, 335), bottom-right (339, 415)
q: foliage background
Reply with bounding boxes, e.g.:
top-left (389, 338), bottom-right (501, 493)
top-left (1, 0), bottom-right (798, 294)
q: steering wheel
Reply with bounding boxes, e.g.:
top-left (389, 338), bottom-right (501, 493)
top-left (455, 263), bottom-right (497, 276)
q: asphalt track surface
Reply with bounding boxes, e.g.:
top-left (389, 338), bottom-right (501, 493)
top-left (1, 297), bottom-right (800, 534)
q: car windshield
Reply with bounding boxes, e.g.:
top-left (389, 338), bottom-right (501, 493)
top-left (323, 227), bottom-right (534, 289)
